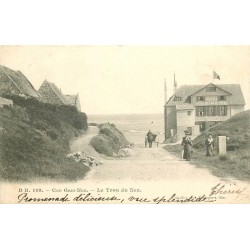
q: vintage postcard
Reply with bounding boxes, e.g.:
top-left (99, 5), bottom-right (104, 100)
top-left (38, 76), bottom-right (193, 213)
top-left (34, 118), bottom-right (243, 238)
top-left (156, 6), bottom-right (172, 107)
top-left (0, 45), bottom-right (249, 204)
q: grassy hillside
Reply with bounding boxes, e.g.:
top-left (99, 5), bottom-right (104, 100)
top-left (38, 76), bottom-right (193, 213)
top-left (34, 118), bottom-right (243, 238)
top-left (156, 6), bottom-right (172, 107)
top-left (0, 94), bottom-right (89, 181)
top-left (90, 123), bottom-right (130, 156)
top-left (192, 110), bottom-right (250, 150)
top-left (164, 110), bottom-right (250, 182)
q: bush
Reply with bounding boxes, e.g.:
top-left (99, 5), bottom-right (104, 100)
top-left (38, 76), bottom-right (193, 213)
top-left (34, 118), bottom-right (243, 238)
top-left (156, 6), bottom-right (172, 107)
top-left (46, 128), bottom-right (59, 140)
top-left (90, 134), bottom-right (116, 156)
top-left (219, 155), bottom-right (229, 161)
top-left (90, 123), bottom-right (130, 156)
top-left (1, 94), bottom-right (88, 131)
top-left (0, 94), bottom-right (90, 181)
top-left (33, 120), bottom-right (49, 131)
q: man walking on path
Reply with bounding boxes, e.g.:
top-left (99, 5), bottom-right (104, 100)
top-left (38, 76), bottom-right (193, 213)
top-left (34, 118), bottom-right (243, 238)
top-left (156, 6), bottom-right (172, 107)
top-left (147, 130), bottom-right (154, 148)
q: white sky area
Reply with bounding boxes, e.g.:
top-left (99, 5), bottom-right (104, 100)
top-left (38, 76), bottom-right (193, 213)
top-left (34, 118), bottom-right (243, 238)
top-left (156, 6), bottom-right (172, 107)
top-left (0, 46), bottom-right (250, 114)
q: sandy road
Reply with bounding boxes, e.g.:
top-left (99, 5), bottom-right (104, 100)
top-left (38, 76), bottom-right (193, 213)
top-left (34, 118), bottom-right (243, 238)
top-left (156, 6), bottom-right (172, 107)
top-left (1, 126), bottom-right (248, 204)
top-left (67, 126), bottom-right (250, 204)
top-left (71, 127), bottom-right (221, 184)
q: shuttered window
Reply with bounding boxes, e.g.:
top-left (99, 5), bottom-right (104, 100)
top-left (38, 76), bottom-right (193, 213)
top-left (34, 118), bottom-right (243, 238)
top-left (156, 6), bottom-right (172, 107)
top-left (196, 105), bottom-right (228, 116)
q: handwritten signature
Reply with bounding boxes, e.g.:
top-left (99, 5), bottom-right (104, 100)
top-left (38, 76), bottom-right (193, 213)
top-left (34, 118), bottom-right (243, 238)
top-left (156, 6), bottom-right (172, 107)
top-left (209, 183), bottom-right (249, 201)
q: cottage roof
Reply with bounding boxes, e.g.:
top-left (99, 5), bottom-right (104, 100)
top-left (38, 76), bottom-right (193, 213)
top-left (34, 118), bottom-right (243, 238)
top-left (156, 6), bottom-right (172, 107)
top-left (165, 83), bottom-right (245, 107)
top-left (41, 80), bottom-right (68, 104)
top-left (0, 65), bottom-right (39, 97)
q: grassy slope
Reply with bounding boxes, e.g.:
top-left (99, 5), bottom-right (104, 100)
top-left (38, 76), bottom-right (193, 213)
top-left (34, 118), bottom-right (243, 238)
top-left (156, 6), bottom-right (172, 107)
top-left (164, 110), bottom-right (250, 182)
top-left (90, 123), bottom-right (130, 156)
top-left (0, 95), bottom-right (89, 182)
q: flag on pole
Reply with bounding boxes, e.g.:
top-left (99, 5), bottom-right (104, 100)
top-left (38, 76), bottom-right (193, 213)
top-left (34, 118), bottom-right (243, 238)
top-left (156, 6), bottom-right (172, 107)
top-left (213, 71), bottom-right (220, 80)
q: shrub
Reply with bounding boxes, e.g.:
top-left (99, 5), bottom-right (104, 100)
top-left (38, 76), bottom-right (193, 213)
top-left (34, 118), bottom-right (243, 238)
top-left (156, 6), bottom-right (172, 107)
top-left (90, 135), bottom-right (115, 156)
top-left (219, 155), bottom-right (229, 161)
top-left (90, 123), bottom-right (130, 156)
top-left (33, 120), bottom-right (49, 131)
top-left (1, 94), bottom-right (88, 131)
top-left (0, 94), bottom-right (90, 181)
top-left (46, 128), bottom-right (59, 140)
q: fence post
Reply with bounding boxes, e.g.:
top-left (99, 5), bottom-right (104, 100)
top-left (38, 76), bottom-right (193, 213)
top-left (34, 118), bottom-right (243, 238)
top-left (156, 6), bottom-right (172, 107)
top-left (218, 136), bottom-right (227, 156)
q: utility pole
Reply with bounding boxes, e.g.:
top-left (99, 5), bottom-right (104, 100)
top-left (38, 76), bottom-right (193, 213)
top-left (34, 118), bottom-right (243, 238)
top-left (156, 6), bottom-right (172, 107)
top-left (174, 73), bottom-right (177, 93)
top-left (164, 78), bottom-right (167, 104)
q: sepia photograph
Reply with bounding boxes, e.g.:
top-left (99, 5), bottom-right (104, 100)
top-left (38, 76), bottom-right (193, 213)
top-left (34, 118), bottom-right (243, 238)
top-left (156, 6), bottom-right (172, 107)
top-left (1, 1), bottom-right (250, 250)
top-left (0, 45), bottom-right (249, 204)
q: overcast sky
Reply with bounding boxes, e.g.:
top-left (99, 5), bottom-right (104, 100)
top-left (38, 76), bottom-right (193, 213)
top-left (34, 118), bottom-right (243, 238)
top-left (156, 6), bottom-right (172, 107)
top-left (0, 46), bottom-right (250, 114)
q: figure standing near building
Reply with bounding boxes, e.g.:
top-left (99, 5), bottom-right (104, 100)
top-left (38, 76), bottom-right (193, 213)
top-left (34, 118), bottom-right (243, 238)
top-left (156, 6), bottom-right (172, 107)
top-left (156, 135), bottom-right (159, 147)
top-left (181, 130), bottom-right (192, 161)
top-left (147, 130), bottom-right (154, 148)
top-left (145, 134), bottom-right (148, 147)
top-left (205, 134), bottom-right (215, 156)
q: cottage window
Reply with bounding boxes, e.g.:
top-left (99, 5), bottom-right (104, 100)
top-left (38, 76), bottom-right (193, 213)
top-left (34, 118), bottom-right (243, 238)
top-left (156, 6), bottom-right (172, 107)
top-left (187, 111), bottom-right (192, 116)
top-left (206, 86), bottom-right (216, 92)
top-left (196, 96), bottom-right (205, 101)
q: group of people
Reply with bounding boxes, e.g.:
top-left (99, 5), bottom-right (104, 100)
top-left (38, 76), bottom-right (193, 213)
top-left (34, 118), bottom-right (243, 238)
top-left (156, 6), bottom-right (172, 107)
top-left (181, 130), bottom-right (215, 161)
top-left (143, 128), bottom-right (215, 158)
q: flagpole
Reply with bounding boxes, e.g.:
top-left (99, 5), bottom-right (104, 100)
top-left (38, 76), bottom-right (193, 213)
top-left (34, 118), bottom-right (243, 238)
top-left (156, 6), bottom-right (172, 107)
top-left (164, 78), bottom-right (167, 105)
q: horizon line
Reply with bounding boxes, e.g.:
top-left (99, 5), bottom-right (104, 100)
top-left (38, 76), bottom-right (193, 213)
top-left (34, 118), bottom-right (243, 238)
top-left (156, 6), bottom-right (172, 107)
top-left (87, 113), bottom-right (164, 115)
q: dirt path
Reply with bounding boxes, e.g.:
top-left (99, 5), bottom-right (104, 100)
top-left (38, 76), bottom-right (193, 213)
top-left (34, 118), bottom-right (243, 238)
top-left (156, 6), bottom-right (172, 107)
top-left (70, 126), bottom-right (100, 157)
top-left (84, 144), bottom-right (223, 184)
top-left (70, 128), bottom-right (222, 184)
top-left (68, 127), bottom-right (250, 204)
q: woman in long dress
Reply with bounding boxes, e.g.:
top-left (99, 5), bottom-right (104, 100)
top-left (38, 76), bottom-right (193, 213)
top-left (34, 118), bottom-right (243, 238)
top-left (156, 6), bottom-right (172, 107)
top-left (181, 131), bottom-right (192, 161)
top-left (205, 134), bottom-right (214, 156)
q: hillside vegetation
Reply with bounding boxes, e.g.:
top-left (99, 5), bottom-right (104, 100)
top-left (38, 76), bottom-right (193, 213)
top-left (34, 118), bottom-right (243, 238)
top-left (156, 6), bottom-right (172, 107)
top-left (0, 94), bottom-right (89, 181)
top-left (192, 110), bottom-right (250, 150)
top-left (165, 110), bottom-right (250, 182)
top-left (90, 123), bottom-right (130, 156)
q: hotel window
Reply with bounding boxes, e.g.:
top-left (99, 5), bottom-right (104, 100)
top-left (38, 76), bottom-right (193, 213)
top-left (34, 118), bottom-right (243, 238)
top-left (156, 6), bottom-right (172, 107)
top-left (205, 96), bottom-right (217, 102)
top-left (219, 106), bottom-right (227, 116)
top-left (196, 96), bottom-right (205, 101)
top-left (206, 106), bottom-right (216, 116)
top-left (218, 96), bottom-right (226, 101)
top-left (206, 86), bottom-right (216, 92)
top-left (196, 106), bottom-right (206, 116)
top-left (187, 111), bottom-right (192, 116)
